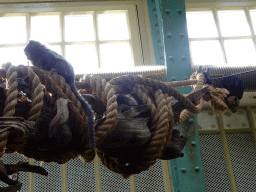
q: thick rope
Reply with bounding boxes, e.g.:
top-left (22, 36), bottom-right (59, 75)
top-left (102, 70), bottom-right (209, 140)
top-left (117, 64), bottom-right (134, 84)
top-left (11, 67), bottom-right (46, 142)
top-left (164, 94), bottom-right (175, 145)
top-left (3, 65), bottom-right (18, 117)
top-left (84, 75), bottom-right (118, 144)
top-left (97, 89), bottom-right (170, 178)
top-left (1, 64), bottom-right (18, 160)
top-left (27, 67), bottom-right (44, 121)
top-left (174, 73), bottom-right (206, 126)
top-left (27, 67), bottom-right (95, 162)
top-left (166, 79), bottom-right (198, 88)
top-left (133, 84), bottom-right (157, 130)
top-left (109, 75), bottom-right (202, 114)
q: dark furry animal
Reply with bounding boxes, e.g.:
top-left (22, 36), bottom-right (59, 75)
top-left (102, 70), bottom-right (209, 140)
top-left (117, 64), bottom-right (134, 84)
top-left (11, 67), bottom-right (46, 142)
top-left (203, 71), bottom-right (244, 112)
top-left (24, 40), bottom-right (95, 151)
top-left (159, 129), bottom-right (188, 160)
top-left (218, 75), bottom-right (244, 112)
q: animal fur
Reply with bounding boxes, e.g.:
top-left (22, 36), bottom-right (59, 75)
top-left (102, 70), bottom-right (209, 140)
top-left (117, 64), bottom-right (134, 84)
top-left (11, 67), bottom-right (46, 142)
top-left (24, 40), bottom-right (95, 151)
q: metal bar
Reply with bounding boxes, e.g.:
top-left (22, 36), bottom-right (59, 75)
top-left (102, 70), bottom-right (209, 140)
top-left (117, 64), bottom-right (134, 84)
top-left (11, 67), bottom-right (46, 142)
top-left (189, 36), bottom-right (253, 41)
top-left (210, 69), bottom-right (256, 80)
top-left (161, 160), bottom-right (174, 192)
top-left (94, 155), bottom-right (102, 192)
top-left (169, 159), bottom-right (179, 192)
top-left (216, 114), bottom-right (238, 192)
top-left (61, 164), bottom-right (68, 192)
top-left (162, 0), bottom-right (192, 89)
top-left (146, 0), bottom-right (165, 65)
top-left (129, 175), bottom-right (137, 192)
top-left (160, 0), bottom-right (207, 191)
top-left (245, 106), bottom-right (256, 151)
top-left (28, 158), bottom-right (34, 192)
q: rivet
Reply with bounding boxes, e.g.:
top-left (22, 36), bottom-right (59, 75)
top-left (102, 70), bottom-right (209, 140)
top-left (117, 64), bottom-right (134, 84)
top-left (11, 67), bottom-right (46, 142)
top-left (188, 118), bottom-right (194, 123)
top-left (181, 56), bottom-right (186, 61)
top-left (195, 167), bottom-right (200, 172)
top-left (183, 76), bottom-right (188, 80)
top-left (169, 56), bottom-right (174, 61)
top-left (159, 56), bottom-right (163, 59)
top-left (177, 9), bottom-right (182, 14)
top-left (152, 7), bottom-right (156, 11)
top-left (191, 141), bottom-right (196, 147)
top-left (157, 39), bottom-right (161, 42)
top-left (167, 33), bottom-right (172, 39)
top-left (165, 9), bottom-right (170, 14)
top-left (180, 33), bottom-right (184, 38)
top-left (155, 23), bottom-right (158, 26)
top-left (171, 77), bottom-right (176, 81)
top-left (174, 166), bottom-right (177, 170)
top-left (180, 168), bottom-right (186, 173)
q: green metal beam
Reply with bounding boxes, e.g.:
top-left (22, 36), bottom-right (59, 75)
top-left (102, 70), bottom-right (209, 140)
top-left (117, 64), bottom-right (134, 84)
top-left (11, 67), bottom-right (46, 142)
top-left (147, 0), bottom-right (165, 65)
top-left (147, 0), bottom-right (207, 191)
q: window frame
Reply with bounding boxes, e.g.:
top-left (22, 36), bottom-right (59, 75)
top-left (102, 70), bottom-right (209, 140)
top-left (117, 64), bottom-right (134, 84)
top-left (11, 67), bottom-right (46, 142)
top-left (0, 1), bottom-right (155, 68)
top-left (186, 1), bottom-right (256, 66)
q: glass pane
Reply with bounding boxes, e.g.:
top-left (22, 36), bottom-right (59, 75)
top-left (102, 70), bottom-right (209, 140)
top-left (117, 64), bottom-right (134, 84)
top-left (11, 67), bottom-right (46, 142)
top-left (100, 43), bottom-right (134, 70)
top-left (0, 16), bottom-right (26, 44)
top-left (31, 15), bottom-right (61, 42)
top-left (0, 47), bottom-right (27, 66)
top-left (97, 13), bottom-right (130, 41)
top-left (65, 44), bottom-right (98, 74)
top-left (186, 11), bottom-right (218, 38)
top-left (190, 40), bottom-right (225, 65)
top-left (224, 39), bottom-right (256, 66)
top-left (218, 10), bottom-right (251, 37)
top-left (65, 14), bottom-right (95, 42)
top-left (249, 10), bottom-right (256, 35)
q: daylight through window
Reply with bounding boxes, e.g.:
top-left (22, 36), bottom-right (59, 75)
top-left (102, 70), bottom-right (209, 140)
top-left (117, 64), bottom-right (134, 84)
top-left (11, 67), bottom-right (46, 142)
top-left (0, 6), bottom-right (142, 74)
top-left (186, 8), bottom-right (256, 67)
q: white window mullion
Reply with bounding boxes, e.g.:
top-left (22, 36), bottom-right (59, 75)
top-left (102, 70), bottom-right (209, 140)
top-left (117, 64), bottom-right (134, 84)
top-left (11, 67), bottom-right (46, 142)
top-left (244, 7), bottom-right (256, 52)
top-left (26, 13), bottom-right (31, 66)
top-left (126, 6), bottom-right (143, 65)
top-left (60, 12), bottom-right (65, 57)
top-left (213, 8), bottom-right (228, 64)
top-left (93, 11), bottom-right (101, 68)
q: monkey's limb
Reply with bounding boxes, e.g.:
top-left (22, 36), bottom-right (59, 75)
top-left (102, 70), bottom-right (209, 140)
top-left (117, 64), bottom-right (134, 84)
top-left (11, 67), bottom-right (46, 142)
top-left (71, 85), bottom-right (95, 151)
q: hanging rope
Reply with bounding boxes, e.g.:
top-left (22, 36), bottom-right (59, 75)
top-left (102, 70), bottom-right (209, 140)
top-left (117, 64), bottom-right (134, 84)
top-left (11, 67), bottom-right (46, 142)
top-left (0, 64), bottom-right (232, 177)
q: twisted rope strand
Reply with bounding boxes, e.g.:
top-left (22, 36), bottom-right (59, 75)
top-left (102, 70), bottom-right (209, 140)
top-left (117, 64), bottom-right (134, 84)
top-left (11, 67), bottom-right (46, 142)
top-left (27, 67), bottom-right (44, 121)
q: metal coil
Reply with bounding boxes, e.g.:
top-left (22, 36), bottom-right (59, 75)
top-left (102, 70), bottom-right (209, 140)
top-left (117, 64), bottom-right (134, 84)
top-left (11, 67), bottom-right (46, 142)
top-left (75, 65), bottom-right (256, 92)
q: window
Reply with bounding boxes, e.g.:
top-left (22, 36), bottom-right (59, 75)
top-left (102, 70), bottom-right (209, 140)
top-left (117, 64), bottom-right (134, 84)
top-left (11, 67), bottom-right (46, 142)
top-left (0, 1), bottom-right (155, 73)
top-left (186, 3), bottom-right (256, 67)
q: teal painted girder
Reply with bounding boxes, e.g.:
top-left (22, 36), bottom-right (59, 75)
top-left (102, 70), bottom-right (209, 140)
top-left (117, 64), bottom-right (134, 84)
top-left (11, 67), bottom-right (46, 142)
top-left (147, 0), bottom-right (207, 191)
top-left (162, 0), bottom-right (191, 94)
top-left (171, 115), bottom-right (207, 192)
top-left (147, 0), bottom-right (165, 65)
